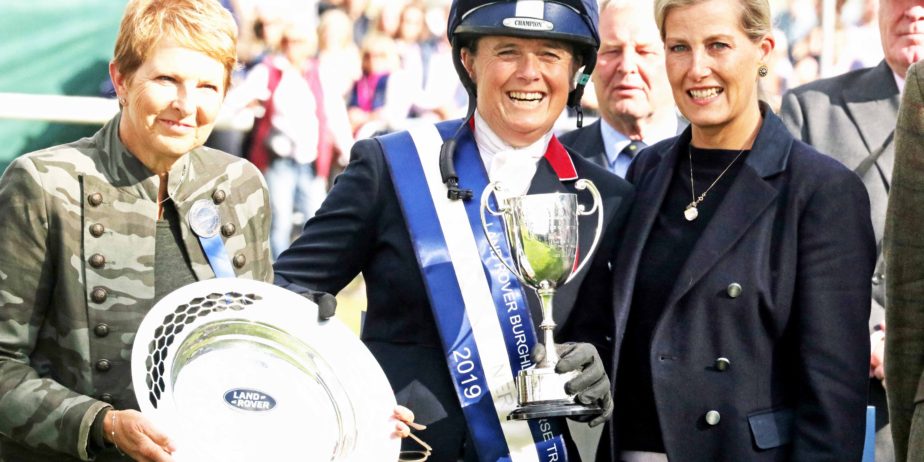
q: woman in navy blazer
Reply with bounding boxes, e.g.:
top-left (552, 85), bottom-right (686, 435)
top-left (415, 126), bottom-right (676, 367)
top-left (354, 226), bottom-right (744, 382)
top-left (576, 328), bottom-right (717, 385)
top-left (572, 0), bottom-right (877, 460)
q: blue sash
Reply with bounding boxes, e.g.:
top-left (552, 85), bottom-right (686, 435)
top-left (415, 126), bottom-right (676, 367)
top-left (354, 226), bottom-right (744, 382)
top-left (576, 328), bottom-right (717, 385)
top-left (379, 120), bottom-right (572, 462)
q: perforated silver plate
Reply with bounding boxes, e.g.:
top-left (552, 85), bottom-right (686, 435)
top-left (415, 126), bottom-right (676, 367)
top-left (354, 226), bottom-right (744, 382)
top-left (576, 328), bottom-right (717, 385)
top-left (131, 279), bottom-right (399, 461)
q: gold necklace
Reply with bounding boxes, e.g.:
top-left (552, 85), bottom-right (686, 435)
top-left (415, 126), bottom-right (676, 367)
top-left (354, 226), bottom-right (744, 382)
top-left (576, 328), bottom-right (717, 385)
top-left (684, 146), bottom-right (747, 221)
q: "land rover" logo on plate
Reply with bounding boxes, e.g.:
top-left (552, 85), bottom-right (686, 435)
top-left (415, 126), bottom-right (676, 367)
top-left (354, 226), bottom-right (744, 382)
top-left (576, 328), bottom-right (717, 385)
top-left (224, 388), bottom-right (277, 412)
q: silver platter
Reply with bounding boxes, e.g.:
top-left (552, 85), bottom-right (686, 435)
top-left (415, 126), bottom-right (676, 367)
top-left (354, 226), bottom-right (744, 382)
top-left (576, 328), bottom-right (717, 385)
top-left (131, 279), bottom-right (399, 461)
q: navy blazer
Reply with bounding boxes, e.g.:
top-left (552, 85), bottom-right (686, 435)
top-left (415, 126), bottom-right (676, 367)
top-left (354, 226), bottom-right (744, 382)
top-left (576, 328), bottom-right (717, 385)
top-left (573, 107), bottom-right (876, 461)
top-left (274, 122), bottom-right (634, 461)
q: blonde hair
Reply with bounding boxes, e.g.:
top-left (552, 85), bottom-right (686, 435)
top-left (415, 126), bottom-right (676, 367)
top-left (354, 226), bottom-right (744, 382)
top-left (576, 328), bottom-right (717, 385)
top-left (113, 0), bottom-right (238, 92)
top-left (653, 0), bottom-right (771, 42)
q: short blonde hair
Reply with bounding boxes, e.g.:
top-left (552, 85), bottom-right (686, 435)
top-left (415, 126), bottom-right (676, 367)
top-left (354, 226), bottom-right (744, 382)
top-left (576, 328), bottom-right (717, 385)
top-left (654, 0), bottom-right (771, 42)
top-left (113, 0), bottom-right (238, 92)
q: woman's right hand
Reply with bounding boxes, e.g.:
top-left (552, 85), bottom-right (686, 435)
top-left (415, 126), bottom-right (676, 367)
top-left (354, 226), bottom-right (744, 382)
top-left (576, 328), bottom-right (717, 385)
top-left (104, 409), bottom-right (176, 462)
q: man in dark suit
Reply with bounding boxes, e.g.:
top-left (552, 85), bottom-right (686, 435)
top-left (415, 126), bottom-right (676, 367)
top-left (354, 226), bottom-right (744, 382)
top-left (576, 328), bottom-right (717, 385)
top-left (779, 2), bottom-right (924, 459)
top-left (559, 0), bottom-right (682, 178)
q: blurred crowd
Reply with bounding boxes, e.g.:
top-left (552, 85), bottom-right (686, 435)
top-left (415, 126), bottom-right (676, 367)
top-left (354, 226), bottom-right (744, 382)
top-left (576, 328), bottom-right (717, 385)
top-left (208, 0), bottom-right (887, 255)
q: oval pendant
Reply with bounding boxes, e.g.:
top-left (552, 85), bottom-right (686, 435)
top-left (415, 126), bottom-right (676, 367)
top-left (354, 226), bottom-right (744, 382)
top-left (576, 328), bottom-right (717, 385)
top-left (684, 205), bottom-right (699, 221)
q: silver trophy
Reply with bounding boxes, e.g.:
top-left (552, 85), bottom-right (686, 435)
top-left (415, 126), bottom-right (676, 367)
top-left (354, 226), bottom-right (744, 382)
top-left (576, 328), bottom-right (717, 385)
top-left (480, 179), bottom-right (603, 420)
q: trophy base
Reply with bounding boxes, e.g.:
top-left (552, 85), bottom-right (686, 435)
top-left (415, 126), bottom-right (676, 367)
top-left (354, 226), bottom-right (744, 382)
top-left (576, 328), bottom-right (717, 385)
top-left (507, 366), bottom-right (603, 420)
top-left (507, 402), bottom-right (602, 420)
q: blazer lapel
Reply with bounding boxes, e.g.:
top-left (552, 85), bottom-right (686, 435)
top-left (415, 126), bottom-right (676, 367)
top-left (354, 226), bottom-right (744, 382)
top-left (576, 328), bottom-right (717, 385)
top-left (583, 120), bottom-right (608, 169)
top-left (661, 167), bottom-right (777, 309)
top-left (843, 61), bottom-right (901, 158)
top-left (662, 108), bottom-right (790, 309)
top-left (612, 139), bottom-right (680, 333)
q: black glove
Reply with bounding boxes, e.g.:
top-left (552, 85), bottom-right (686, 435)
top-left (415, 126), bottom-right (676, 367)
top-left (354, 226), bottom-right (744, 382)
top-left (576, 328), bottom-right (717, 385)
top-left (533, 342), bottom-right (613, 427)
top-left (302, 290), bottom-right (337, 321)
top-left (275, 277), bottom-right (338, 320)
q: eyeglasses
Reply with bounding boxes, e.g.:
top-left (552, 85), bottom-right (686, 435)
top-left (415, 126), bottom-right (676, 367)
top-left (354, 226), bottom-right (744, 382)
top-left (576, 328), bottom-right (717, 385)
top-left (398, 425), bottom-right (432, 462)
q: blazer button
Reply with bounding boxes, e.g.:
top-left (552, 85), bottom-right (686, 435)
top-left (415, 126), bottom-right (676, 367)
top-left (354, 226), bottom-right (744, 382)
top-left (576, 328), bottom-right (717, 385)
top-left (89, 223), bottom-right (105, 237)
top-left (99, 393), bottom-right (113, 403)
top-left (726, 283), bottom-right (743, 298)
top-left (89, 254), bottom-right (106, 268)
top-left (212, 189), bottom-right (227, 204)
top-left (94, 323), bottom-right (110, 337)
top-left (221, 223), bottom-right (236, 237)
top-left (705, 410), bottom-right (721, 426)
top-left (714, 357), bottom-right (731, 371)
top-left (91, 287), bottom-right (108, 304)
top-left (95, 359), bottom-right (111, 372)
top-left (233, 253), bottom-right (246, 268)
top-left (87, 193), bottom-right (103, 207)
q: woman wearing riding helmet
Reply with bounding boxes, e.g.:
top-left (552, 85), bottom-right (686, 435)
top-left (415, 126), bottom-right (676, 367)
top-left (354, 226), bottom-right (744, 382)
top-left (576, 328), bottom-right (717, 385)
top-left (274, 1), bottom-right (634, 460)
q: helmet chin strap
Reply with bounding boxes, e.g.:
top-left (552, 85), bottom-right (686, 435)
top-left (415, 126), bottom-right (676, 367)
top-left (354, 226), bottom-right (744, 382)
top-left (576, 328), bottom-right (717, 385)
top-left (570, 71), bottom-right (592, 128)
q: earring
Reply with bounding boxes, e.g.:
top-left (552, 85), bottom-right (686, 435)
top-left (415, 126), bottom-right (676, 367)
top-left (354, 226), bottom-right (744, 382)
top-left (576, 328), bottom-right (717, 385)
top-left (758, 64), bottom-right (769, 78)
top-left (117, 96), bottom-right (126, 106)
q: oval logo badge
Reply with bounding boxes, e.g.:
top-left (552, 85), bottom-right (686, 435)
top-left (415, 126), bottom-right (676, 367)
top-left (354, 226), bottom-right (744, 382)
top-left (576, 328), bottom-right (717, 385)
top-left (502, 17), bottom-right (554, 31)
top-left (224, 388), bottom-right (276, 412)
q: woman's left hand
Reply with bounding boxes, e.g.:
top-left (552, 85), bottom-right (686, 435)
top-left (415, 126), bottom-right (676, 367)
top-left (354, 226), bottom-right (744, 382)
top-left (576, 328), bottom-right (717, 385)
top-left (392, 405), bottom-right (424, 438)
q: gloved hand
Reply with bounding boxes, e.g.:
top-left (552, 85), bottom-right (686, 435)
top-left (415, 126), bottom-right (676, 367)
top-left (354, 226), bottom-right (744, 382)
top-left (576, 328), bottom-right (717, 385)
top-left (302, 290), bottom-right (337, 321)
top-left (275, 277), bottom-right (338, 320)
top-left (533, 342), bottom-right (613, 427)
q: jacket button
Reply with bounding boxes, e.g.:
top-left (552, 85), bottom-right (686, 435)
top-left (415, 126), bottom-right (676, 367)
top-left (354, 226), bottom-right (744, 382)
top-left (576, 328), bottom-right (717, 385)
top-left (89, 223), bottom-right (105, 237)
top-left (94, 323), bottom-right (110, 337)
top-left (99, 393), bottom-right (113, 403)
top-left (89, 254), bottom-right (106, 268)
top-left (90, 287), bottom-right (108, 303)
top-left (872, 273), bottom-right (884, 286)
top-left (95, 359), bottom-right (111, 372)
top-left (212, 189), bottom-right (227, 204)
top-left (715, 357), bottom-right (730, 371)
top-left (726, 283), bottom-right (743, 298)
top-left (233, 253), bottom-right (246, 268)
top-left (705, 410), bottom-right (721, 426)
top-left (221, 223), bottom-right (236, 237)
top-left (87, 193), bottom-right (103, 207)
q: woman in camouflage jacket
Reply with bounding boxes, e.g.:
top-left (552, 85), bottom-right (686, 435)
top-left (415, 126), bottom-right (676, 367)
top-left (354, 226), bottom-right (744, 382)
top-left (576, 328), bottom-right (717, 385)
top-left (0, 1), bottom-right (273, 460)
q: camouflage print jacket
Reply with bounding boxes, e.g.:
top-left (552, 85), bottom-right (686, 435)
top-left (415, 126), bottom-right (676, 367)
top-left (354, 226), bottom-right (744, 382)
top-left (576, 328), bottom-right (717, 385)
top-left (0, 114), bottom-right (273, 461)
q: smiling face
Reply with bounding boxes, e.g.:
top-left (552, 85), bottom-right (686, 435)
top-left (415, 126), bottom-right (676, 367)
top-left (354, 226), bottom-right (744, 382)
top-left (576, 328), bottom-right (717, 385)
top-left (879, 0), bottom-right (924, 78)
top-left (111, 37), bottom-right (226, 173)
top-left (663, 0), bottom-right (773, 146)
top-left (593, 1), bottom-right (673, 132)
top-left (462, 36), bottom-right (575, 147)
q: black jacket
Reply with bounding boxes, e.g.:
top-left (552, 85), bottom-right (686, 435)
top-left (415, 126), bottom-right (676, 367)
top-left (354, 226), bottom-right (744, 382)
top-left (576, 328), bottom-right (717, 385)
top-left (572, 107), bottom-right (875, 461)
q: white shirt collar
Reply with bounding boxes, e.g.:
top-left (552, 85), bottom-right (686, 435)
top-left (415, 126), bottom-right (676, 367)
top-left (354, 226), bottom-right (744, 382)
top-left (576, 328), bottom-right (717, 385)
top-left (894, 70), bottom-right (906, 95)
top-left (599, 115), bottom-right (678, 163)
top-left (474, 110), bottom-right (551, 198)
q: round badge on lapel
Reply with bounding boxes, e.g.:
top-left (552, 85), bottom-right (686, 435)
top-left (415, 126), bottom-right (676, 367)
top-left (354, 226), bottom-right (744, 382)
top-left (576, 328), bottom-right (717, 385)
top-left (188, 199), bottom-right (221, 239)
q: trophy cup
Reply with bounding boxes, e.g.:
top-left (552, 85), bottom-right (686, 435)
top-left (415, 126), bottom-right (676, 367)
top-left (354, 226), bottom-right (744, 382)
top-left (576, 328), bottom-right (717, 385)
top-left (480, 179), bottom-right (603, 420)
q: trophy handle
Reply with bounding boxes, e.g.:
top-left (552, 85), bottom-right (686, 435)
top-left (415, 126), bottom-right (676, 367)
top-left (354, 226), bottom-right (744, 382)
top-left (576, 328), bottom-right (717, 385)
top-left (480, 182), bottom-right (526, 283)
top-left (565, 179), bottom-right (604, 285)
